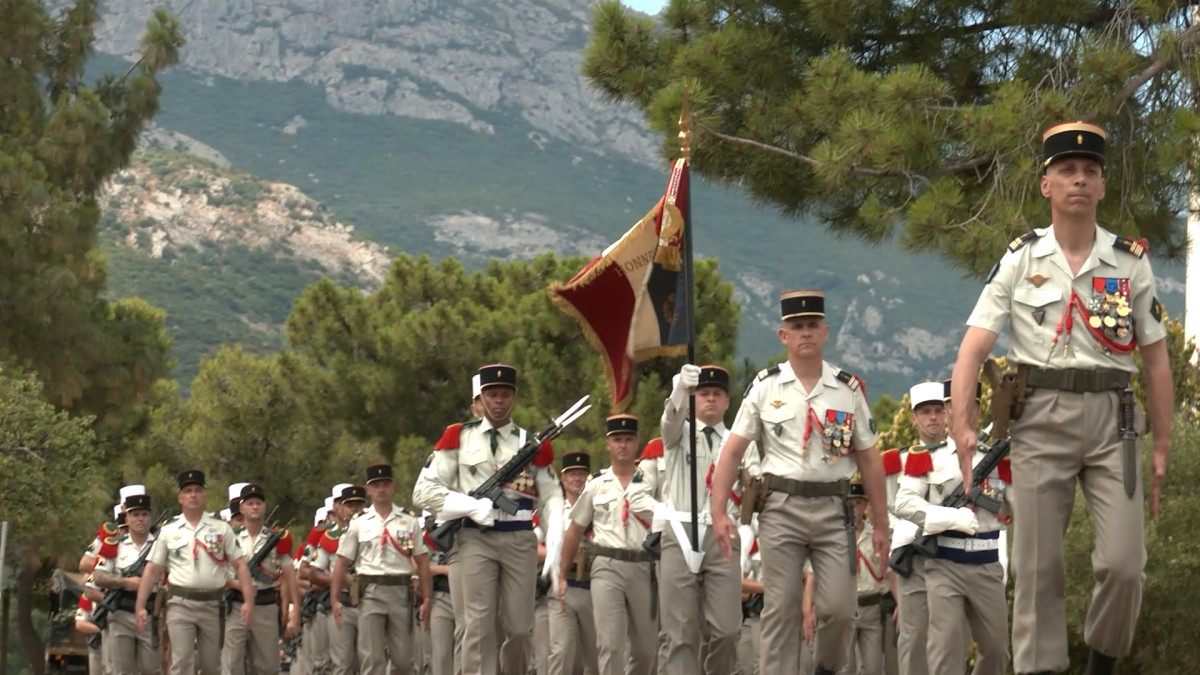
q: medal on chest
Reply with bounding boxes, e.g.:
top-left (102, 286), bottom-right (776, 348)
top-left (1087, 277), bottom-right (1133, 345)
top-left (805, 408), bottom-right (853, 463)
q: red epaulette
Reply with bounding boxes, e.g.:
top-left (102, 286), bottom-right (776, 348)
top-left (95, 520), bottom-right (118, 541)
top-left (532, 439), bottom-right (554, 468)
top-left (639, 437), bottom-right (664, 460)
top-left (318, 529), bottom-right (340, 554)
top-left (96, 536), bottom-right (120, 560)
top-left (79, 596), bottom-right (93, 611)
top-left (435, 423), bottom-right (464, 451)
top-left (296, 526), bottom-right (322, 559)
top-left (274, 529), bottom-right (294, 556)
top-left (903, 449), bottom-right (934, 477)
top-left (997, 457), bottom-right (1012, 484)
top-left (881, 448), bottom-right (902, 475)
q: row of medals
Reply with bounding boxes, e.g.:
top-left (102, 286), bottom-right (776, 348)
top-left (819, 421), bottom-right (854, 463)
top-left (1087, 291), bottom-right (1132, 341)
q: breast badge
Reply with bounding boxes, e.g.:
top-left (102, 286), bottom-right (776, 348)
top-left (1088, 277), bottom-right (1133, 345)
top-left (820, 410), bottom-right (854, 463)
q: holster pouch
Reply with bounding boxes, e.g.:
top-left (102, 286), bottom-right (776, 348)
top-left (348, 572), bottom-right (361, 606)
top-left (573, 542), bottom-right (592, 581)
top-left (740, 470), bottom-right (768, 525)
top-left (642, 532), bottom-right (662, 560)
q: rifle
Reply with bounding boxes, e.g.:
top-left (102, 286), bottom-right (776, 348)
top-left (225, 519), bottom-right (293, 608)
top-left (889, 434), bottom-right (1010, 577)
top-left (299, 587), bottom-right (329, 623)
top-left (429, 395), bottom-right (592, 552)
top-left (91, 509), bottom-right (170, 631)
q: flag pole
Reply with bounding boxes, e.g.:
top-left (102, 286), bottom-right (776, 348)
top-left (678, 91), bottom-right (701, 554)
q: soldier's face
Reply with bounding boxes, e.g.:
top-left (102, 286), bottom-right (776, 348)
top-left (561, 468), bottom-right (588, 494)
top-left (1041, 157), bottom-right (1105, 215)
top-left (344, 500), bottom-right (366, 517)
top-left (911, 402), bottom-right (947, 440)
top-left (695, 385), bottom-right (729, 422)
top-left (368, 478), bottom-right (395, 503)
top-left (177, 484), bottom-right (205, 510)
top-left (778, 317), bottom-right (828, 358)
top-left (606, 432), bottom-right (639, 462)
top-left (481, 387), bottom-right (516, 423)
top-left (241, 496), bottom-right (266, 521)
top-left (126, 508), bottom-right (151, 535)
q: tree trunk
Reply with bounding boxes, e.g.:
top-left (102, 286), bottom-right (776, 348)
top-left (16, 555), bottom-right (45, 675)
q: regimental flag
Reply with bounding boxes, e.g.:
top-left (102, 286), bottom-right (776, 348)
top-left (550, 158), bottom-right (692, 409)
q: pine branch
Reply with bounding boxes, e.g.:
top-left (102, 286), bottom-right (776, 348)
top-left (1091, 22), bottom-right (1200, 118)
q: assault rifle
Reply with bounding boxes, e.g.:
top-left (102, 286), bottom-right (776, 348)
top-left (429, 395), bottom-right (592, 552)
top-left (225, 518), bottom-right (293, 608)
top-left (889, 434), bottom-right (1010, 577)
top-left (299, 587), bottom-right (329, 624)
top-left (90, 509), bottom-right (170, 633)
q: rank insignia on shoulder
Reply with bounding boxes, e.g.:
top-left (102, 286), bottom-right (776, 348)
top-left (835, 370), bottom-right (862, 391)
top-left (1151, 296), bottom-right (1164, 322)
top-left (744, 366), bottom-right (781, 399)
top-left (1007, 230), bottom-right (1040, 253)
top-left (1113, 235), bottom-right (1148, 259)
top-left (591, 470), bottom-right (604, 480)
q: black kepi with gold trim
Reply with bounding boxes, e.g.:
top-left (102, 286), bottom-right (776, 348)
top-left (478, 363), bottom-right (518, 390)
top-left (240, 483), bottom-right (266, 502)
top-left (340, 485), bottom-right (367, 503)
top-left (780, 289), bottom-right (825, 320)
top-left (365, 463), bottom-right (394, 484)
top-left (697, 364), bottom-right (730, 391)
top-left (124, 494), bottom-right (151, 512)
top-left (605, 413), bottom-right (639, 436)
top-left (177, 468), bottom-right (206, 490)
top-left (1042, 121), bottom-right (1106, 170)
top-left (561, 451), bottom-right (591, 473)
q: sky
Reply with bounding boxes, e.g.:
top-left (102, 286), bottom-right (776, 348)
top-left (622, 0), bottom-right (668, 14)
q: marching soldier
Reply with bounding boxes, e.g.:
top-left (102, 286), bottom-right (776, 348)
top-left (546, 451), bottom-right (599, 675)
top-left (222, 483), bottom-right (300, 675)
top-left (93, 493), bottom-right (161, 675)
top-left (895, 391), bottom-right (1011, 675)
top-left (736, 518), bottom-right (763, 675)
top-left (312, 484), bottom-right (368, 675)
top-left (709, 290), bottom-right (890, 675)
top-left (295, 501), bottom-right (336, 675)
top-left (557, 414), bottom-right (657, 675)
top-left (836, 476), bottom-right (891, 675)
top-left (423, 512), bottom-right (462, 675)
top-left (135, 469), bottom-right (256, 675)
top-left (80, 484), bottom-right (145, 573)
top-left (950, 121), bottom-right (1175, 675)
top-left (331, 463), bottom-right (432, 675)
top-left (656, 363), bottom-right (758, 675)
top-left (413, 363), bottom-right (563, 675)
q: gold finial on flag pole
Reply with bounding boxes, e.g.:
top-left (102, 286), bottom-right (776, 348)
top-left (678, 88), bottom-right (692, 164)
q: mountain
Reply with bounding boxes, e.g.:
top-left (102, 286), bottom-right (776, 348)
top-left (88, 0), bottom-right (1185, 398)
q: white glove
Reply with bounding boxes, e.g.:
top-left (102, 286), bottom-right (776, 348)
top-left (738, 524), bottom-right (756, 574)
top-left (922, 505), bottom-right (979, 536)
top-left (541, 508), bottom-right (564, 580)
top-left (890, 519), bottom-right (919, 552)
top-left (669, 364), bottom-right (702, 411)
top-left (439, 492), bottom-right (496, 527)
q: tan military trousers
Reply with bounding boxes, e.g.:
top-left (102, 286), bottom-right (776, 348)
top-left (590, 556), bottom-right (656, 675)
top-left (107, 610), bottom-right (161, 675)
top-left (758, 493), bottom-right (855, 675)
top-left (895, 556), bottom-right (928, 675)
top-left (429, 590), bottom-right (459, 675)
top-left (737, 615), bottom-right (761, 675)
top-left (164, 597), bottom-right (222, 675)
top-left (222, 599), bottom-right (279, 675)
top-left (834, 600), bottom-right (884, 675)
top-left (358, 583), bottom-right (414, 675)
top-left (1010, 388), bottom-right (1145, 673)
top-left (329, 603), bottom-right (359, 675)
top-left (457, 527), bottom-right (536, 675)
top-left (549, 584), bottom-right (598, 675)
top-left (658, 526), bottom-right (741, 675)
top-left (924, 558), bottom-right (1007, 675)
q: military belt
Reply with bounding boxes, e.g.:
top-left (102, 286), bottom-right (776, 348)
top-left (432, 575), bottom-right (451, 593)
top-left (857, 594), bottom-right (882, 608)
top-left (228, 587), bottom-right (280, 606)
top-left (358, 574), bottom-right (411, 587)
top-left (169, 587), bottom-right (224, 602)
top-left (1021, 366), bottom-right (1130, 393)
top-left (764, 475), bottom-right (850, 498)
top-left (337, 590), bottom-right (357, 607)
top-left (589, 545), bottom-right (652, 563)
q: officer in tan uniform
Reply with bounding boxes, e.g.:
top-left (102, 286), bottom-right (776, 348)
top-left (93, 493), bottom-right (161, 675)
top-left (311, 484), bottom-right (367, 675)
top-left (557, 415), bottom-right (657, 675)
top-left (656, 364), bottom-right (759, 675)
top-left (709, 290), bottom-right (890, 675)
top-left (545, 451), bottom-right (599, 675)
top-left (222, 483), bottom-right (300, 675)
top-left (331, 463), bottom-right (432, 675)
top-left (950, 121), bottom-right (1175, 675)
top-left (413, 363), bottom-right (563, 675)
top-left (135, 469), bottom-right (256, 675)
top-left (837, 476), bottom-right (891, 675)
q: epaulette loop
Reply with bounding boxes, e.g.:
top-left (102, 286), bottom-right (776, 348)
top-left (744, 365), bottom-right (780, 398)
top-left (1007, 230), bottom-right (1040, 253)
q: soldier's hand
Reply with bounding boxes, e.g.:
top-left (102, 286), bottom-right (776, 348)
top-left (419, 599), bottom-right (431, 631)
top-left (953, 427), bottom-right (978, 492)
top-left (240, 601), bottom-right (253, 627)
top-left (712, 512), bottom-right (736, 562)
top-left (1150, 439), bottom-right (1170, 519)
top-left (135, 607), bottom-right (147, 635)
top-left (802, 611), bottom-right (816, 641)
top-left (331, 599), bottom-right (343, 630)
top-left (556, 577), bottom-right (567, 613)
top-left (872, 527), bottom-right (889, 564)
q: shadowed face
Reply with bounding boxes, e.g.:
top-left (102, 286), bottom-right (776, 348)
top-left (779, 317), bottom-right (828, 360)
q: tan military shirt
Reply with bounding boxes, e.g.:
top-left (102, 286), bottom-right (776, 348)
top-left (95, 534), bottom-right (161, 590)
top-left (336, 504), bottom-right (427, 576)
top-left (417, 417), bottom-right (563, 523)
top-left (570, 468), bottom-right (655, 550)
top-left (731, 361), bottom-right (877, 482)
top-left (968, 224), bottom-right (1167, 372)
top-left (854, 522), bottom-right (887, 597)
top-left (659, 406), bottom-right (762, 520)
top-left (148, 514), bottom-right (244, 590)
top-left (236, 527), bottom-right (288, 589)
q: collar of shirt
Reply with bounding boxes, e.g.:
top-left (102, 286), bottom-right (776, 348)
top-left (362, 503), bottom-right (405, 524)
top-left (479, 417), bottom-right (516, 436)
top-left (774, 360), bottom-right (840, 400)
top-left (1031, 224), bottom-right (1117, 278)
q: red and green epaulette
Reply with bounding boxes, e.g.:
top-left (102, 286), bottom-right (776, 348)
top-left (903, 448), bottom-right (934, 477)
top-left (95, 520), bottom-right (119, 541)
top-left (96, 533), bottom-right (123, 560)
top-left (434, 419), bottom-right (482, 451)
top-left (639, 437), bottom-right (664, 461)
top-left (881, 448), bottom-right (902, 476)
top-left (318, 527), bottom-right (343, 554)
top-left (273, 528), bottom-right (294, 556)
